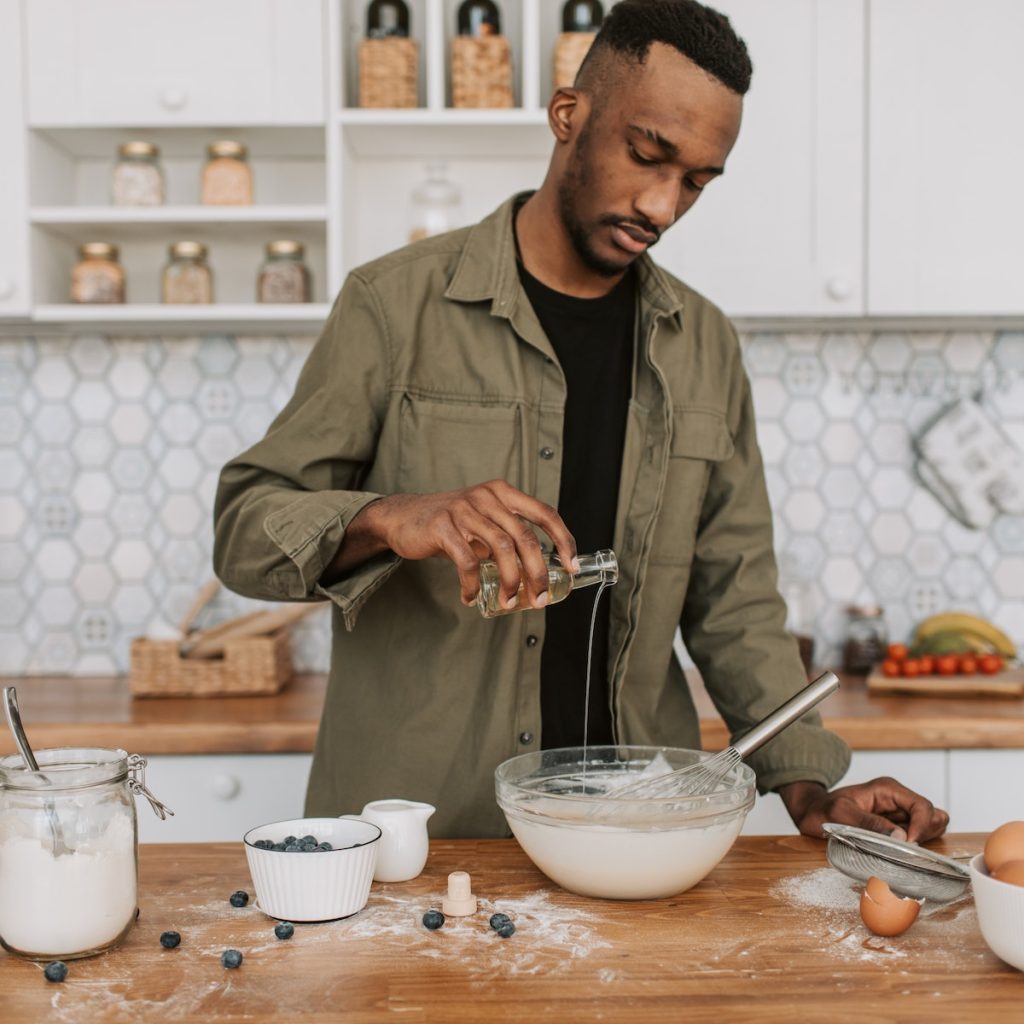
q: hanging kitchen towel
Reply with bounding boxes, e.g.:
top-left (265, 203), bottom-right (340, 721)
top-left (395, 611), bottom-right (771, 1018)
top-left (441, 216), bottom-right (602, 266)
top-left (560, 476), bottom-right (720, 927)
top-left (913, 398), bottom-right (1024, 529)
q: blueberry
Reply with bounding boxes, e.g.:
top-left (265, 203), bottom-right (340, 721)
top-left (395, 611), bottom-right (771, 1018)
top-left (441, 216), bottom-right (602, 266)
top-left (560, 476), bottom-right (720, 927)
top-left (422, 909), bottom-right (445, 930)
top-left (44, 961), bottom-right (68, 983)
top-left (489, 913), bottom-right (511, 931)
top-left (300, 835), bottom-right (317, 845)
top-left (221, 949), bottom-right (243, 969)
top-left (300, 841), bottom-right (317, 852)
top-left (272, 842), bottom-right (286, 852)
top-left (257, 839), bottom-right (274, 850)
top-left (496, 921), bottom-right (516, 938)
top-left (284, 843), bottom-right (302, 852)
top-left (229, 890), bottom-right (249, 907)
top-left (159, 931), bottom-right (181, 949)
top-left (315, 842), bottom-right (333, 852)
top-left (274, 921), bottom-right (295, 940)
top-left (283, 836), bottom-right (298, 845)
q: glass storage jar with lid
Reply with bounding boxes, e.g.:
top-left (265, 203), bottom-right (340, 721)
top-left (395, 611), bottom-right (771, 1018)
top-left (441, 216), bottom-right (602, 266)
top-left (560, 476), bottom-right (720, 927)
top-left (201, 140), bottom-right (253, 205)
top-left (162, 241), bottom-right (213, 304)
top-left (408, 163), bottom-right (463, 242)
top-left (0, 748), bottom-right (171, 960)
top-left (112, 141), bottom-right (165, 206)
top-left (257, 240), bottom-right (311, 303)
top-left (71, 243), bottom-right (126, 304)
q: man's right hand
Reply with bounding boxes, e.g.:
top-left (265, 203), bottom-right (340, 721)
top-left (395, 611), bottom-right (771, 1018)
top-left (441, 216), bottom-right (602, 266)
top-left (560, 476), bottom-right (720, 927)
top-left (323, 480), bottom-right (578, 611)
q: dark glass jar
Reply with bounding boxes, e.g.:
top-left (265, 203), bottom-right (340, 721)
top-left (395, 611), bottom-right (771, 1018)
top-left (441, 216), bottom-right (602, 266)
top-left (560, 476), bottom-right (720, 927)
top-left (842, 605), bottom-right (889, 673)
top-left (367, 0), bottom-right (410, 38)
top-left (457, 0), bottom-right (501, 37)
top-left (562, 0), bottom-right (603, 32)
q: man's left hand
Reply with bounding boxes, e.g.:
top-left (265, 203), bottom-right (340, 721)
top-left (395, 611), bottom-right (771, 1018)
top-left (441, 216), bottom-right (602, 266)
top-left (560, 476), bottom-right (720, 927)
top-left (777, 778), bottom-right (950, 844)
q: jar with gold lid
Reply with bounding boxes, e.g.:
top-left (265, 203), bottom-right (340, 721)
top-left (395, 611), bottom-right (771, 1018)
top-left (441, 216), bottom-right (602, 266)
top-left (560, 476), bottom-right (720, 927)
top-left (112, 141), bottom-right (165, 207)
top-left (201, 141), bottom-right (253, 206)
top-left (71, 243), bottom-right (125, 304)
top-left (162, 241), bottom-right (213, 304)
top-left (257, 240), bottom-right (311, 303)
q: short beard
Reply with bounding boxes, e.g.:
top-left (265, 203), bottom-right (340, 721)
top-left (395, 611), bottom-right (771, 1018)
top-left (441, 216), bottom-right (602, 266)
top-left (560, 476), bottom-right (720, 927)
top-left (557, 123), bottom-right (632, 279)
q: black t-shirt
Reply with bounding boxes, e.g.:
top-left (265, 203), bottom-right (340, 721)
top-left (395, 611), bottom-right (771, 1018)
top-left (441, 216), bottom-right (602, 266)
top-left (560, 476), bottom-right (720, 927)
top-left (516, 261), bottom-right (635, 750)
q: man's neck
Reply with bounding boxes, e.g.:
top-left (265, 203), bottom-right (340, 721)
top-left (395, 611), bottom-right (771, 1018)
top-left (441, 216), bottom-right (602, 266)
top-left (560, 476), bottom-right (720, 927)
top-left (515, 189), bottom-right (627, 299)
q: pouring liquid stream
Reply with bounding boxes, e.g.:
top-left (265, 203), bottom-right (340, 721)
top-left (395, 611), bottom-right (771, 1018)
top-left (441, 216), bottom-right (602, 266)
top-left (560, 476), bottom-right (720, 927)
top-left (581, 580), bottom-right (612, 782)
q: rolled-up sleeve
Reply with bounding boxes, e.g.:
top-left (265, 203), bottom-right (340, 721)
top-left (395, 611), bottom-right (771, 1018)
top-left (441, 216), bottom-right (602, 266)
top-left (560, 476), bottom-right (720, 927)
top-left (213, 272), bottom-right (401, 630)
top-left (680, 336), bottom-right (851, 794)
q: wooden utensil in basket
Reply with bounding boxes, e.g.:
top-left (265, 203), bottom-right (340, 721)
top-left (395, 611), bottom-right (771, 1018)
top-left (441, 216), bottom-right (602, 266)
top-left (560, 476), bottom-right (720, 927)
top-left (130, 581), bottom-right (325, 698)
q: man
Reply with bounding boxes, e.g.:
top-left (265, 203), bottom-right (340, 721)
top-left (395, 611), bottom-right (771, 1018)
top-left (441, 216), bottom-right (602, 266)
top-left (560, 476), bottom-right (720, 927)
top-left (214, 0), bottom-right (948, 843)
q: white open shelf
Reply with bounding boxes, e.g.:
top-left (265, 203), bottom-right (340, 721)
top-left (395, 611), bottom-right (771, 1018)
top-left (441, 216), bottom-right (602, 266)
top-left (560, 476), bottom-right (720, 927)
top-left (33, 303), bottom-right (331, 331)
top-left (31, 205), bottom-right (328, 226)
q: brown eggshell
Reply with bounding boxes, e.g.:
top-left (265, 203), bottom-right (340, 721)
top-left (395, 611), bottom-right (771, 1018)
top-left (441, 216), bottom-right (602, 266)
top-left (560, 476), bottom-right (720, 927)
top-left (859, 875), bottom-right (923, 937)
top-left (984, 821), bottom-right (1024, 874)
top-left (991, 860), bottom-right (1024, 888)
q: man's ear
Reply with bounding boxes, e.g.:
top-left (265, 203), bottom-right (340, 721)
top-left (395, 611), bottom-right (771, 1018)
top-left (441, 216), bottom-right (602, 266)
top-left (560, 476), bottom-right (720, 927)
top-left (548, 87), bottom-right (588, 144)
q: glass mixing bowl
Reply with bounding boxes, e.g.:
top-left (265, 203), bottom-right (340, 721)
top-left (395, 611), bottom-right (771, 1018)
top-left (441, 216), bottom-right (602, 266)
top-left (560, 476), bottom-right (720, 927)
top-left (495, 746), bottom-right (755, 900)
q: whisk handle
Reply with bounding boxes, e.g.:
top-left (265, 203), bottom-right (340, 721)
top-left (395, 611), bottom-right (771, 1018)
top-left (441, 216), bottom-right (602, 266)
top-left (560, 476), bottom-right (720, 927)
top-left (732, 671), bottom-right (840, 759)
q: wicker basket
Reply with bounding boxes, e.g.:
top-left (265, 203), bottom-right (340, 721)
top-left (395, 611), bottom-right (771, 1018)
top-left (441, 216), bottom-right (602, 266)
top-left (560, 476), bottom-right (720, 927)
top-left (359, 37), bottom-right (418, 109)
top-left (451, 35), bottom-right (514, 109)
top-left (130, 632), bottom-right (293, 698)
top-left (554, 30), bottom-right (597, 90)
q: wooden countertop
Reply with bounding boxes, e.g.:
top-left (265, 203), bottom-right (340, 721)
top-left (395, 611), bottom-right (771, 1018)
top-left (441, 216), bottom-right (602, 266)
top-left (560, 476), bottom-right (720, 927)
top-left (1, 835), bottom-right (1019, 1022)
top-left (2, 671), bottom-right (1024, 757)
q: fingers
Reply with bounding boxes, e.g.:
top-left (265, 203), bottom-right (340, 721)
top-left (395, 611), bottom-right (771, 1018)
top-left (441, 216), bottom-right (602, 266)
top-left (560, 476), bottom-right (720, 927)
top-left (434, 514), bottom-right (488, 606)
top-left (490, 481), bottom-right (578, 579)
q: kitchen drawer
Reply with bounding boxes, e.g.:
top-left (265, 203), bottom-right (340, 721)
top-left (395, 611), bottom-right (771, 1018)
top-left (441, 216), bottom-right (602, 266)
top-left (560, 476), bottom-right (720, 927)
top-left (138, 754), bottom-right (313, 843)
top-left (25, 0), bottom-right (324, 126)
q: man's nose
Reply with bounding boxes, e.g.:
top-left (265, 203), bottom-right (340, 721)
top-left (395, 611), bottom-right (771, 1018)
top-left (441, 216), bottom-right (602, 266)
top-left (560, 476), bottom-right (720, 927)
top-left (635, 176), bottom-right (685, 231)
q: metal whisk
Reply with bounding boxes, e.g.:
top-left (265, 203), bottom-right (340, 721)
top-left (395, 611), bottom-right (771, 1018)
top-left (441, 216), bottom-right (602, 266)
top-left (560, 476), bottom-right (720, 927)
top-left (608, 671), bottom-right (840, 800)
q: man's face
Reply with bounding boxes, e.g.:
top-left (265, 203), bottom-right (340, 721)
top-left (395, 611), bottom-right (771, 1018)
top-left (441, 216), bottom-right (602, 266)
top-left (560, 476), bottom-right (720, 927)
top-left (558, 43), bottom-right (743, 277)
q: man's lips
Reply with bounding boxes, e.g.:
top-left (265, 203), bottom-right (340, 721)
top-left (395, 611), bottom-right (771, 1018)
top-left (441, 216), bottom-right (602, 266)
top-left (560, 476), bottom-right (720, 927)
top-left (610, 222), bottom-right (658, 254)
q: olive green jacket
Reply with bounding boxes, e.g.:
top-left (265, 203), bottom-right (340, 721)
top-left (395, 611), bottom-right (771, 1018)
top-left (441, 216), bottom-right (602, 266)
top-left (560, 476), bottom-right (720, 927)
top-left (213, 195), bottom-right (851, 837)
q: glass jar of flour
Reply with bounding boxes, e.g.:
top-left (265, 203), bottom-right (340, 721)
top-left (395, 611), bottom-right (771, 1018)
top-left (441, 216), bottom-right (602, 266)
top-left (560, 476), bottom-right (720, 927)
top-left (0, 748), bottom-right (172, 960)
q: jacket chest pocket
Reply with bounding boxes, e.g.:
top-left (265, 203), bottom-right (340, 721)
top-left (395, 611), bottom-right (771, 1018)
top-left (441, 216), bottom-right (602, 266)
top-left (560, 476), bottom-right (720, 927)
top-left (398, 395), bottom-right (522, 494)
top-left (649, 409), bottom-right (735, 567)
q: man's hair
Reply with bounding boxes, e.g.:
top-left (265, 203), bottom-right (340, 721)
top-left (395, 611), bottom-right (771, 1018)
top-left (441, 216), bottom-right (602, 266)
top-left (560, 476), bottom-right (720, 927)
top-left (578, 0), bottom-right (752, 96)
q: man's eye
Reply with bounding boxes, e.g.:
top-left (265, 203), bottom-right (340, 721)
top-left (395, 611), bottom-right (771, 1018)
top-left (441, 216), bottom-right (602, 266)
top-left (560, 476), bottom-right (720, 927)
top-left (685, 179), bottom-right (706, 193)
top-left (628, 145), bottom-right (658, 167)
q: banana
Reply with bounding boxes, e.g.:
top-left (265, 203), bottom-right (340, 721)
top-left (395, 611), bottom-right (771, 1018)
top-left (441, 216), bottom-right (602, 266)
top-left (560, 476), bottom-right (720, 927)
top-left (913, 612), bottom-right (1017, 659)
top-left (911, 629), bottom-right (984, 656)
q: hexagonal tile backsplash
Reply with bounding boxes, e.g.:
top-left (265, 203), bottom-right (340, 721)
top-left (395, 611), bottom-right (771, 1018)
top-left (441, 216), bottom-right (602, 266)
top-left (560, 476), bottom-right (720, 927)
top-left (1, 330), bottom-right (1022, 676)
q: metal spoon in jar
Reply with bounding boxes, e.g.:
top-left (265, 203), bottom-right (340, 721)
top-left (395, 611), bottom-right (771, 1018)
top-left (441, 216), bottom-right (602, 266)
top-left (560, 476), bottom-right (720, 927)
top-left (3, 686), bottom-right (71, 857)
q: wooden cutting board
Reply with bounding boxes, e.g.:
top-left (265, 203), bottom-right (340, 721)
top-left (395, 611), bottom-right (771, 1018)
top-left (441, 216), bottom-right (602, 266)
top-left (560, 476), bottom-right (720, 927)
top-left (868, 664), bottom-right (1024, 698)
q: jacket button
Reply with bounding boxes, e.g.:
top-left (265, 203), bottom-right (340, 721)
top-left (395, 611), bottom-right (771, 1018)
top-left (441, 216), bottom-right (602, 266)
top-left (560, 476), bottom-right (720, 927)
top-left (519, 731), bottom-right (534, 745)
top-left (525, 634), bottom-right (538, 648)
top-left (539, 447), bottom-right (555, 460)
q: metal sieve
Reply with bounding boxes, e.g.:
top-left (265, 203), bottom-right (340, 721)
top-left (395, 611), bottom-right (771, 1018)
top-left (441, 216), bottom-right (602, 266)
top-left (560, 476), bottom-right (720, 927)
top-left (823, 823), bottom-right (971, 902)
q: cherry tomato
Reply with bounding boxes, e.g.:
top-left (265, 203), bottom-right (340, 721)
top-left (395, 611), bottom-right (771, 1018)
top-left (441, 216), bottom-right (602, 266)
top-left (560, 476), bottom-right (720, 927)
top-left (901, 659), bottom-right (921, 677)
top-left (936, 655), bottom-right (959, 676)
top-left (887, 643), bottom-right (909, 661)
top-left (881, 659), bottom-right (902, 678)
top-left (917, 655), bottom-right (935, 676)
top-left (979, 654), bottom-right (1004, 675)
top-left (959, 655), bottom-right (979, 675)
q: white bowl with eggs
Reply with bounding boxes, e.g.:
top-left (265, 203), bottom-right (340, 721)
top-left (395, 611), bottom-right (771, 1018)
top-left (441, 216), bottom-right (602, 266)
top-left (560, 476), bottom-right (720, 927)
top-left (969, 854), bottom-right (1024, 972)
top-left (495, 746), bottom-right (755, 900)
top-left (243, 817), bottom-right (380, 922)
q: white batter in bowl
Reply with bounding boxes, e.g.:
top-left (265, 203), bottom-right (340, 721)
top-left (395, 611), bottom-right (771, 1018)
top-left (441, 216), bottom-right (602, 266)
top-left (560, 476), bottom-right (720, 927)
top-left (495, 746), bottom-right (755, 900)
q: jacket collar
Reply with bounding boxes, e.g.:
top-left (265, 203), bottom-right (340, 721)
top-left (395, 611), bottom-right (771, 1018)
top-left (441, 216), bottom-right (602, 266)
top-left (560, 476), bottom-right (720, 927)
top-left (445, 193), bottom-right (685, 321)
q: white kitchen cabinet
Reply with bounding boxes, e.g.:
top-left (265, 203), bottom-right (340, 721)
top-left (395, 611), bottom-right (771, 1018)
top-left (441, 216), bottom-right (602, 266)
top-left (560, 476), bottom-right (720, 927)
top-left (741, 750), bottom-right (949, 835)
top-left (946, 751), bottom-right (1024, 832)
top-left (138, 754), bottom-right (313, 843)
top-left (656, 0), bottom-right (865, 318)
top-left (867, 0), bottom-right (1024, 315)
top-left (24, 0), bottom-right (325, 127)
top-left (0, 0), bottom-right (31, 317)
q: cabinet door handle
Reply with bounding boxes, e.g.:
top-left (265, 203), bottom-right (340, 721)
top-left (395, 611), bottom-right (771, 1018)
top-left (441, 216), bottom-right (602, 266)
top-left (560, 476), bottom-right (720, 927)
top-left (826, 277), bottom-right (853, 302)
top-left (0, 278), bottom-right (14, 301)
top-left (211, 773), bottom-right (241, 800)
top-left (160, 88), bottom-right (188, 111)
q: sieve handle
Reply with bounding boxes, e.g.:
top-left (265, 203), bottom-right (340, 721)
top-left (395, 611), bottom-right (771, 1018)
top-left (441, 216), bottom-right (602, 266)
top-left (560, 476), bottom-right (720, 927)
top-left (732, 671), bottom-right (840, 759)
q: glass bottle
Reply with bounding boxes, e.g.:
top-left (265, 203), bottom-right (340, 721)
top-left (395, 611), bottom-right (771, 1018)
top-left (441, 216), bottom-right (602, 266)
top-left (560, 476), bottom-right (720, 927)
top-left (842, 604), bottom-right (889, 673)
top-left (257, 240), bottom-right (311, 303)
top-left (367, 0), bottom-right (410, 38)
top-left (0, 748), bottom-right (170, 960)
top-left (70, 243), bottom-right (125, 304)
top-left (409, 163), bottom-right (463, 243)
top-left (201, 140), bottom-right (253, 206)
top-left (457, 0), bottom-right (501, 37)
top-left (476, 549), bottom-right (618, 618)
top-left (562, 0), bottom-right (603, 32)
top-left (112, 141), bottom-right (165, 206)
top-left (162, 241), bottom-right (213, 304)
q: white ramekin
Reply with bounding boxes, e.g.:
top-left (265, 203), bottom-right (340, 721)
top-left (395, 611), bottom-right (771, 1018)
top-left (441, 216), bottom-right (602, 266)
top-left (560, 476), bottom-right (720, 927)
top-left (969, 853), bottom-right (1024, 972)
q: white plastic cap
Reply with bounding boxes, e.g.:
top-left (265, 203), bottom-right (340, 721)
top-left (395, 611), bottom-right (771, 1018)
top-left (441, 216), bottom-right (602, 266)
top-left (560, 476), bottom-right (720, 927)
top-left (441, 870), bottom-right (477, 916)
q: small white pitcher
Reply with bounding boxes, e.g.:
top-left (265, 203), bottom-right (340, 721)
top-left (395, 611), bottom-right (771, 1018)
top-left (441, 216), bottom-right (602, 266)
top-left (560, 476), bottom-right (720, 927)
top-left (347, 799), bottom-right (435, 883)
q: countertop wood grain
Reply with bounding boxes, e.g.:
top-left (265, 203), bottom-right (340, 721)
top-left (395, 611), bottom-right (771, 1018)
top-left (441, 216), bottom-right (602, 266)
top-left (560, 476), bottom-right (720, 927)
top-left (2, 670), bottom-right (1024, 757)
top-left (1, 836), bottom-right (1019, 1023)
